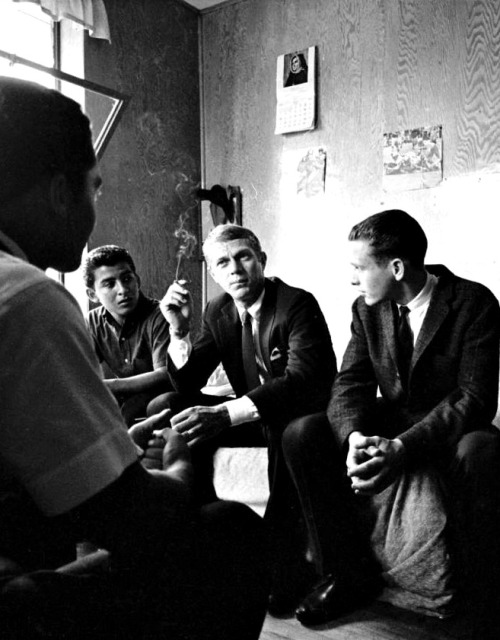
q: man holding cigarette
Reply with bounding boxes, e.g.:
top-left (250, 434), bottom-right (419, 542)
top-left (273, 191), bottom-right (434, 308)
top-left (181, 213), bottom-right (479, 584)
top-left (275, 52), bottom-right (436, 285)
top-left (160, 223), bottom-right (337, 615)
top-left (83, 244), bottom-right (173, 425)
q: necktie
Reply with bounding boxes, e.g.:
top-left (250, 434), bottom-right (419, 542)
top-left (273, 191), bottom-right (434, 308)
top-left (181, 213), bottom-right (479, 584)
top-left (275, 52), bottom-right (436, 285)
top-left (241, 311), bottom-right (260, 392)
top-left (397, 305), bottom-right (413, 387)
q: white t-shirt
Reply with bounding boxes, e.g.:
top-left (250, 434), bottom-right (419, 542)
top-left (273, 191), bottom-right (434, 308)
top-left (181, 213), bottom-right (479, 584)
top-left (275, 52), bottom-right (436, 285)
top-left (0, 246), bottom-right (138, 516)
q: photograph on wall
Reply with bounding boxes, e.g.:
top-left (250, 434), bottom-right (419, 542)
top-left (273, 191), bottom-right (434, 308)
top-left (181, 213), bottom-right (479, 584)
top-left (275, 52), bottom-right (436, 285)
top-left (382, 125), bottom-right (443, 192)
top-left (275, 46), bottom-right (316, 134)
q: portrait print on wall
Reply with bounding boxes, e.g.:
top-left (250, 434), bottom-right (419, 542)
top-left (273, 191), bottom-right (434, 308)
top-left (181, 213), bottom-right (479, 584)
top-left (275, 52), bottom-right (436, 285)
top-left (284, 50), bottom-right (309, 87)
top-left (275, 45), bottom-right (316, 134)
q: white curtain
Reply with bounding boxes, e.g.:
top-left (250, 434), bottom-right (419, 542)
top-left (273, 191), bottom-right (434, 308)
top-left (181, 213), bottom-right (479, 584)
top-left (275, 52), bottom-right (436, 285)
top-left (13, 0), bottom-right (110, 40)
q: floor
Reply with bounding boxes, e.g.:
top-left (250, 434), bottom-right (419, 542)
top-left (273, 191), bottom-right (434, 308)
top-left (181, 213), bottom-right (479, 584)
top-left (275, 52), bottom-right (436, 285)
top-left (259, 601), bottom-right (495, 640)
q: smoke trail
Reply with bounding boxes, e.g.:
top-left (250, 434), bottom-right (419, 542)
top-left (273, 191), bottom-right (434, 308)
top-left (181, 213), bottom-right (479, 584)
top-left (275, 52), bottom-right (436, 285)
top-left (173, 172), bottom-right (198, 281)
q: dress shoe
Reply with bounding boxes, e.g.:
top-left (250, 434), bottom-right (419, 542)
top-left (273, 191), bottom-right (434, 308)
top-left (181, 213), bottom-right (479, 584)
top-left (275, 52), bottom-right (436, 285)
top-left (268, 560), bottom-right (318, 617)
top-left (295, 569), bottom-right (382, 626)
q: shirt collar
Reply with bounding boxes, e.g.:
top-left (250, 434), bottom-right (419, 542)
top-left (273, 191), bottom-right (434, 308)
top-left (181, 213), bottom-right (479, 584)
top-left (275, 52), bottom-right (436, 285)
top-left (402, 271), bottom-right (437, 312)
top-left (235, 286), bottom-right (266, 322)
top-left (0, 229), bottom-right (28, 261)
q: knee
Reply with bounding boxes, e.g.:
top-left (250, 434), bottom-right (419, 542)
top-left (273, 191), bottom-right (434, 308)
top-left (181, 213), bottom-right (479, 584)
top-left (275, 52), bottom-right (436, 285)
top-left (201, 500), bottom-right (268, 550)
top-left (147, 391), bottom-right (185, 416)
top-left (146, 392), bottom-right (174, 416)
top-left (282, 412), bottom-right (332, 458)
top-left (455, 430), bottom-right (500, 484)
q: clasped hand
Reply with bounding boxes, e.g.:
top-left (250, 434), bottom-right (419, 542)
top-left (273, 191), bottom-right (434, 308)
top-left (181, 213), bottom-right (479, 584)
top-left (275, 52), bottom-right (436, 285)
top-left (171, 405), bottom-right (231, 447)
top-left (346, 432), bottom-right (405, 496)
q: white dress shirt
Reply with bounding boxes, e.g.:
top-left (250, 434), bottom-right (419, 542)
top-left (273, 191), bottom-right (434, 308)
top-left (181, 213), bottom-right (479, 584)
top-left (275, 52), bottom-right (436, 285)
top-left (397, 271), bottom-right (438, 345)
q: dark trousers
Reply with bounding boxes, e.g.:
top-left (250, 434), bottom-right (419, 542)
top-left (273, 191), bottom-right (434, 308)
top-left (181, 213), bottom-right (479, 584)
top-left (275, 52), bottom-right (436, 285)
top-left (0, 500), bottom-right (270, 640)
top-left (283, 412), bottom-right (500, 618)
top-left (164, 391), bottom-right (312, 585)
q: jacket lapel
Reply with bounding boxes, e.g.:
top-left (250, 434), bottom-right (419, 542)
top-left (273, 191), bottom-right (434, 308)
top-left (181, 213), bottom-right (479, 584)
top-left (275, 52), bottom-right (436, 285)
top-left (258, 279), bottom-right (277, 372)
top-left (219, 298), bottom-right (241, 348)
top-left (383, 302), bottom-right (399, 369)
top-left (412, 286), bottom-right (451, 366)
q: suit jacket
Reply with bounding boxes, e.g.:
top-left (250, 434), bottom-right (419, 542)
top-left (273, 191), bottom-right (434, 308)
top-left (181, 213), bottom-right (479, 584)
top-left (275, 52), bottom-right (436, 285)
top-left (328, 265), bottom-right (500, 465)
top-left (168, 277), bottom-right (336, 427)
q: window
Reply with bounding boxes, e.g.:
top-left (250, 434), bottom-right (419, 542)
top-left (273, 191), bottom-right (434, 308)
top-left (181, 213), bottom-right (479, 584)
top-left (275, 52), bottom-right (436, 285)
top-left (1, 1), bottom-right (128, 312)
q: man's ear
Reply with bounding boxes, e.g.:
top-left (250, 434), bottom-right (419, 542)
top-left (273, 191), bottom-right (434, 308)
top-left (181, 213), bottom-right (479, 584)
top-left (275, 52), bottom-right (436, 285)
top-left (86, 287), bottom-right (99, 304)
top-left (135, 273), bottom-right (141, 289)
top-left (260, 251), bottom-right (267, 270)
top-left (49, 173), bottom-right (72, 219)
top-left (391, 258), bottom-right (405, 281)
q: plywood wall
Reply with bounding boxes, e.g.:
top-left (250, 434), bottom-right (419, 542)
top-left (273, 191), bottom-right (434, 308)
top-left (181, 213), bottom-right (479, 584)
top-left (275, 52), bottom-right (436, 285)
top-left (200, 0), bottom-right (500, 359)
top-left (85, 0), bottom-right (203, 311)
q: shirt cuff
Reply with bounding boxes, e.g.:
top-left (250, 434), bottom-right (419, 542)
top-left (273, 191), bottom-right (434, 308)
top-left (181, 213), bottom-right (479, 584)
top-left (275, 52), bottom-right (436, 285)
top-left (167, 333), bottom-right (192, 369)
top-left (222, 396), bottom-right (260, 426)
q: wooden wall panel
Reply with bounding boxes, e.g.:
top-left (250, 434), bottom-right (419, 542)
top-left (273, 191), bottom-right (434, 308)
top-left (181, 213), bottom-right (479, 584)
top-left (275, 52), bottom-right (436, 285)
top-left (84, 0), bottom-right (203, 315)
top-left (200, 0), bottom-right (500, 357)
top-left (455, 0), bottom-right (500, 173)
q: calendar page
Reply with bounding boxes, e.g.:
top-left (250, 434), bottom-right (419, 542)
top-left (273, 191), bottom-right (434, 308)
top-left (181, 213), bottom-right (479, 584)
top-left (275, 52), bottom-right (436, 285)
top-left (275, 46), bottom-right (316, 135)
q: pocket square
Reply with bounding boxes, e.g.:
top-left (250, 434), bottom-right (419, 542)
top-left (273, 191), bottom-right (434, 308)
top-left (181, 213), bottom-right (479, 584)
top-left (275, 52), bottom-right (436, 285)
top-left (270, 347), bottom-right (284, 361)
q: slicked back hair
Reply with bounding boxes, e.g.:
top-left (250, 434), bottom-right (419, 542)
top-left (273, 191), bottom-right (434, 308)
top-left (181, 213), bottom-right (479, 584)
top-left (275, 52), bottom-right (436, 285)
top-left (349, 209), bottom-right (428, 268)
top-left (202, 224), bottom-right (263, 264)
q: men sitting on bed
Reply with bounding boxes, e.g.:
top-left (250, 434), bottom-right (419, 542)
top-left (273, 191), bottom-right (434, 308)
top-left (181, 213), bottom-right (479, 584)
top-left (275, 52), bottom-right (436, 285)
top-left (160, 223), bottom-right (337, 615)
top-left (286, 209), bottom-right (500, 634)
top-left (0, 76), bottom-right (269, 640)
top-left (83, 244), bottom-right (173, 425)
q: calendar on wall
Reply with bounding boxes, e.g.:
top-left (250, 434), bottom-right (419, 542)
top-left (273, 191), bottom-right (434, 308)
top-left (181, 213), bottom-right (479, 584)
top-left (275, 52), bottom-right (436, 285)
top-left (275, 46), bottom-right (316, 135)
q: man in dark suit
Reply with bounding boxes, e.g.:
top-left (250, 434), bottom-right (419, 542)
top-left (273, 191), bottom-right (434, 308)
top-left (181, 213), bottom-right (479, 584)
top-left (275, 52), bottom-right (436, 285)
top-left (288, 210), bottom-right (500, 633)
top-left (161, 223), bottom-right (336, 614)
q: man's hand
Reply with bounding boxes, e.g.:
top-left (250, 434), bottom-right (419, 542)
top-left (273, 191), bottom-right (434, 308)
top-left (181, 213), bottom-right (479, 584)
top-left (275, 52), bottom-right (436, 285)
top-left (171, 405), bottom-right (231, 446)
top-left (142, 428), bottom-right (193, 486)
top-left (160, 280), bottom-right (192, 336)
top-left (128, 409), bottom-right (172, 450)
top-left (346, 432), bottom-right (405, 496)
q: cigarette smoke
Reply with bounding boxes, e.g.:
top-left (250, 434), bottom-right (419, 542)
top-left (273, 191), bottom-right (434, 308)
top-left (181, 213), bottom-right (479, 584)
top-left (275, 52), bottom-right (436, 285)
top-left (173, 172), bottom-right (198, 280)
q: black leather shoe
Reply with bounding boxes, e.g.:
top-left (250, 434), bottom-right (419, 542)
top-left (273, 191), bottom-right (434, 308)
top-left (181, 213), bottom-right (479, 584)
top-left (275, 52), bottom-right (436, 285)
top-left (295, 570), bottom-right (382, 626)
top-left (268, 561), bottom-right (318, 617)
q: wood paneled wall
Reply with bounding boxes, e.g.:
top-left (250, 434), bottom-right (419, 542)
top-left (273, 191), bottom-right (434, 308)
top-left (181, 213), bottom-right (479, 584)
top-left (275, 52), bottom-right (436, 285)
top-left (200, 0), bottom-right (500, 358)
top-left (84, 0), bottom-right (203, 312)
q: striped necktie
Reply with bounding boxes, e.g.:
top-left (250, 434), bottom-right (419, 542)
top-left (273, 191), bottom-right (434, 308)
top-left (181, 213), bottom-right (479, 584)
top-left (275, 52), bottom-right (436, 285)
top-left (241, 311), bottom-right (260, 391)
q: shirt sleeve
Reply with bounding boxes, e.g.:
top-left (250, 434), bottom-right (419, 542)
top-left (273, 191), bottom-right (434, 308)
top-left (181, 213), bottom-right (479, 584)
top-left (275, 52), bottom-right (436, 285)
top-left (168, 333), bottom-right (192, 369)
top-left (149, 306), bottom-right (172, 370)
top-left (0, 272), bottom-right (138, 517)
top-left (222, 395), bottom-right (261, 425)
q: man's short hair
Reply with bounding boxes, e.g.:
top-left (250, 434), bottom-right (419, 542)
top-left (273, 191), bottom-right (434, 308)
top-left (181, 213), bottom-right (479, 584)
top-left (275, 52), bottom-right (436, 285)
top-left (349, 209), bottom-right (428, 268)
top-left (83, 245), bottom-right (136, 288)
top-left (0, 76), bottom-right (95, 204)
top-left (202, 224), bottom-right (263, 262)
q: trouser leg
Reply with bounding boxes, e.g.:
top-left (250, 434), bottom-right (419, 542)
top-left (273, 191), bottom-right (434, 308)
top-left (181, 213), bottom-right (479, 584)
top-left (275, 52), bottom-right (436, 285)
top-left (282, 412), bottom-right (373, 577)
top-left (161, 500), bottom-right (270, 640)
top-left (263, 423), bottom-right (311, 578)
top-left (446, 429), bottom-right (500, 631)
